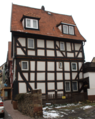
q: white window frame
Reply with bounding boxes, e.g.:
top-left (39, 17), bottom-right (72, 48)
top-left (21, 61), bottom-right (29, 71)
top-left (26, 18), bottom-right (31, 28)
top-left (59, 62), bottom-right (63, 69)
top-left (72, 81), bottom-right (78, 91)
top-left (63, 25), bottom-right (68, 34)
top-left (71, 62), bottom-right (77, 71)
top-left (28, 38), bottom-right (34, 49)
top-left (69, 26), bottom-right (74, 35)
top-left (60, 42), bottom-right (65, 51)
top-left (65, 81), bottom-right (71, 92)
top-left (33, 19), bottom-right (38, 29)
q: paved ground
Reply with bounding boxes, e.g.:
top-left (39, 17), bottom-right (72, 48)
top-left (4, 100), bottom-right (33, 119)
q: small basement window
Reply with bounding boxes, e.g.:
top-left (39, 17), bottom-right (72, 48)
top-left (21, 61), bottom-right (28, 70)
top-left (71, 62), bottom-right (77, 71)
top-left (65, 81), bottom-right (71, 92)
top-left (59, 62), bottom-right (63, 69)
top-left (72, 81), bottom-right (78, 91)
top-left (28, 38), bottom-right (34, 49)
top-left (60, 42), bottom-right (65, 51)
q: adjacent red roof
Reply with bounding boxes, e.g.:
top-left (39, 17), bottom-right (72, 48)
top-left (8, 42), bottom-right (12, 61)
top-left (11, 4), bottom-right (86, 41)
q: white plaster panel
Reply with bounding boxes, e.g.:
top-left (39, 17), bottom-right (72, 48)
top-left (48, 92), bottom-right (55, 95)
top-left (29, 83), bottom-right (35, 90)
top-left (72, 73), bottom-right (77, 80)
top-left (75, 43), bottom-right (81, 51)
top-left (37, 83), bottom-right (45, 93)
top-left (67, 53), bottom-right (74, 57)
top-left (37, 49), bottom-right (45, 56)
top-left (22, 19), bottom-right (24, 28)
top-left (23, 73), bottom-right (28, 81)
top-left (88, 89), bottom-right (95, 96)
top-left (37, 39), bottom-right (44, 48)
top-left (37, 61), bottom-right (45, 71)
top-left (47, 50), bottom-right (55, 57)
top-left (84, 73), bottom-right (89, 78)
top-left (47, 73), bottom-right (54, 80)
top-left (18, 72), bottom-right (23, 81)
top-left (19, 83), bottom-right (26, 93)
top-left (66, 42), bottom-right (71, 51)
top-left (56, 62), bottom-right (62, 71)
top-left (37, 73), bottom-right (45, 81)
top-left (56, 41), bottom-right (59, 47)
top-left (57, 51), bottom-right (63, 57)
top-left (57, 91), bottom-right (63, 94)
top-left (47, 62), bottom-right (54, 71)
top-left (17, 48), bottom-right (25, 55)
top-left (18, 38), bottom-right (26, 46)
top-left (28, 50), bottom-right (35, 56)
top-left (30, 61), bottom-right (35, 71)
top-left (57, 73), bottom-right (63, 80)
top-left (79, 62), bottom-right (83, 70)
top-left (30, 73), bottom-right (35, 81)
top-left (48, 83), bottom-right (55, 90)
top-left (58, 25), bottom-right (62, 32)
top-left (78, 52), bottom-right (82, 58)
top-left (65, 73), bottom-right (70, 80)
top-left (47, 40), bottom-right (54, 48)
top-left (57, 82), bottom-right (63, 90)
top-left (64, 62), bottom-right (70, 71)
top-left (79, 72), bottom-right (83, 79)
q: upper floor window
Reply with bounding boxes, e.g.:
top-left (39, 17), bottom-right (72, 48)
top-left (71, 62), bottom-right (77, 71)
top-left (63, 25), bottom-right (74, 35)
top-left (60, 42), bottom-right (65, 51)
top-left (59, 62), bottom-right (63, 69)
top-left (28, 38), bottom-right (34, 49)
top-left (21, 61), bottom-right (29, 70)
top-left (26, 18), bottom-right (38, 29)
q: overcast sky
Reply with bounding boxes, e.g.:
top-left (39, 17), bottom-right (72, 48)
top-left (0, 0), bottom-right (94, 66)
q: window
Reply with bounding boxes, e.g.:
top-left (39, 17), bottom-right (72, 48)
top-left (65, 81), bottom-right (71, 92)
top-left (21, 61), bottom-right (28, 70)
top-left (63, 25), bottom-right (68, 34)
top-left (59, 62), bottom-right (62, 68)
top-left (72, 81), bottom-right (78, 91)
top-left (60, 42), bottom-right (65, 51)
top-left (26, 18), bottom-right (38, 29)
top-left (63, 25), bottom-right (74, 35)
top-left (28, 38), bottom-right (34, 49)
top-left (69, 26), bottom-right (74, 35)
top-left (71, 62), bottom-right (77, 71)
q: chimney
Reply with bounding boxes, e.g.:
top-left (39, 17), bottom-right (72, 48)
top-left (41, 6), bottom-right (45, 11)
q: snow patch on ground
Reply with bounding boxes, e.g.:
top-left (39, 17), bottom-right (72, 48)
top-left (43, 111), bottom-right (59, 118)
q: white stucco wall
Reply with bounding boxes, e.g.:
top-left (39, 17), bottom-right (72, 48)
top-left (46, 40), bottom-right (54, 48)
top-left (37, 39), bottom-right (44, 48)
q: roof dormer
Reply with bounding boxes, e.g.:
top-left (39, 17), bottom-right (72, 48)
top-left (57, 22), bottom-right (76, 35)
top-left (21, 14), bottom-right (40, 30)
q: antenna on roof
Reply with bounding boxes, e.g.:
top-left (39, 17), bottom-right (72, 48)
top-left (41, 6), bottom-right (45, 11)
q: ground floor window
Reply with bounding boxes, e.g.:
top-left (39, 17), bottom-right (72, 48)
top-left (65, 81), bottom-right (71, 92)
top-left (72, 81), bottom-right (78, 91)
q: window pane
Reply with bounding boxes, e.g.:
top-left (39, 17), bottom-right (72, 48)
top-left (27, 19), bottom-right (31, 27)
top-left (69, 26), bottom-right (74, 35)
top-left (60, 42), bottom-right (64, 50)
top-left (72, 82), bottom-right (77, 91)
top-left (66, 82), bottom-right (70, 91)
top-left (63, 25), bottom-right (68, 34)
top-left (23, 62), bottom-right (27, 69)
top-left (28, 39), bottom-right (34, 48)
top-left (72, 63), bottom-right (76, 70)
top-left (60, 62), bottom-right (62, 68)
top-left (33, 20), bottom-right (37, 28)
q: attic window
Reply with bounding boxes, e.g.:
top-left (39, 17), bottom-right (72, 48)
top-left (63, 25), bottom-right (74, 35)
top-left (26, 18), bottom-right (38, 29)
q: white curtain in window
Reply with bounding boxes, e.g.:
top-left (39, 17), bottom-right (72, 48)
top-left (63, 25), bottom-right (68, 34)
top-left (69, 26), bottom-right (74, 35)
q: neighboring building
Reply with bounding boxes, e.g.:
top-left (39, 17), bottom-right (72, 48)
top-left (11, 4), bottom-right (86, 100)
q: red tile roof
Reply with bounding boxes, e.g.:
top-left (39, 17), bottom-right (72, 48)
top-left (8, 42), bottom-right (12, 61)
top-left (11, 4), bottom-right (86, 41)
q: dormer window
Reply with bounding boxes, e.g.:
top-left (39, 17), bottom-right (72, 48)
top-left (63, 25), bottom-right (74, 35)
top-left (26, 18), bottom-right (38, 29)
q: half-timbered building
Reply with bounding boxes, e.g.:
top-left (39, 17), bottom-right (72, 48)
top-left (11, 4), bottom-right (86, 100)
